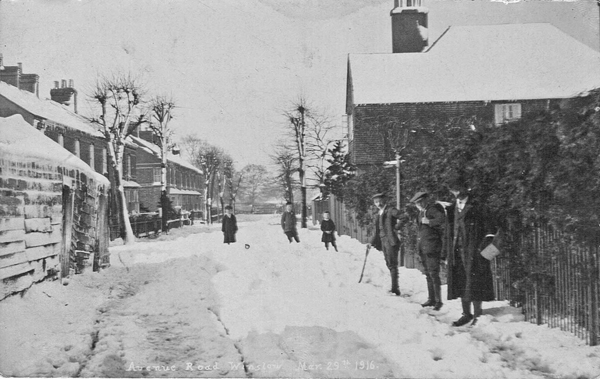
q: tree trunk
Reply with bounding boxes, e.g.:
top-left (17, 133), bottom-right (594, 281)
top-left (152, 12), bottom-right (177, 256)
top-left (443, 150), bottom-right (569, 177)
top-left (300, 169), bottom-right (307, 228)
top-left (115, 168), bottom-right (136, 245)
top-left (161, 150), bottom-right (168, 232)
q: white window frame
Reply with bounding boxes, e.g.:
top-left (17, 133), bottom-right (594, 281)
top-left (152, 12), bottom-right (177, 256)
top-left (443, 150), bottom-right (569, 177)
top-left (74, 139), bottom-right (80, 158)
top-left (153, 167), bottom-right (161, 184)
top-left (495, 103), bottom-right (522, 125)
top-left (57, 134), bottom-right (64, 147)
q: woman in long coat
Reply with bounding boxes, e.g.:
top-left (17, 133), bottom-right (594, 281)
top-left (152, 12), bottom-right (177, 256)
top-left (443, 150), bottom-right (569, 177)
top-left (447, 190), bottom-right (499, 326)
top-left (222, 205), bottom-right (238, 244)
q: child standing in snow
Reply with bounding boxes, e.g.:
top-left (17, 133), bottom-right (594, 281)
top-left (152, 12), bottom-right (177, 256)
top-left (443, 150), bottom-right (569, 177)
top-left (320, 211), bottom-right (338, 252)
top-left (281, 202), bottom-right (300, 243)
top-left (222, 205), bottom-right (238, 244)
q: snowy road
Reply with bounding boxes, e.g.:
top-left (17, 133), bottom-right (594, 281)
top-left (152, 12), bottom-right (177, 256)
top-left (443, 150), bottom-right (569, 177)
top-left (1, 214), bottom-right (600, 378)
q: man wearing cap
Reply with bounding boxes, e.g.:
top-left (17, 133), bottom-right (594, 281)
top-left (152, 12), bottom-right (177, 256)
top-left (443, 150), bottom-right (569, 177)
top-left (410, 191), bottom-right (447, 311)
top-left (367, 193), bottom-right (408, 296)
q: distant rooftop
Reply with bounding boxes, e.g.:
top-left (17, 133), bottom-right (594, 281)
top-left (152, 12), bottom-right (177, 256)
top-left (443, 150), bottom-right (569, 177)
top-left (349, 23), bottom-right (600, 104)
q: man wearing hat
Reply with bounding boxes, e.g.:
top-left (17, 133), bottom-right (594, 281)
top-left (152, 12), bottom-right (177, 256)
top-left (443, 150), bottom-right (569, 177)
top-left (410, 191), bottom-right (447, 310)
top-left (367, 193), bottom-right (408, 296)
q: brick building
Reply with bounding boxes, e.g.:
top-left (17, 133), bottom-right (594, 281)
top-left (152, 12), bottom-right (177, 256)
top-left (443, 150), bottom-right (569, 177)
top-left (130, 133), bottom-right (202, 214)
top-left (0, 115), bottom-right (110, 299)
top-left (346, 1), bottom-right (600, 170)
top-left (0, 80), bottom-right (141, 236)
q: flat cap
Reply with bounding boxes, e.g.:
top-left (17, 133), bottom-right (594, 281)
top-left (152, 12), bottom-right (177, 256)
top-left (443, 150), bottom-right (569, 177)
top-left (409, 191), bottom-right (428, 203)
top-left (371, 192), bottom-right (387, 200)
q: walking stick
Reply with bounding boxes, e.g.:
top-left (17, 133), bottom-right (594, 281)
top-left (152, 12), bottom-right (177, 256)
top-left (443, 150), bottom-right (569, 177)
top-left (358, 245), bottom-right (371, 283)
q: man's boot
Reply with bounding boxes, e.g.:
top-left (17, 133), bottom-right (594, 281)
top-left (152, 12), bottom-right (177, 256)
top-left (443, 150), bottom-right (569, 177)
top-left (452, 299), bottom-right (473, 327)
top-left (390, 268), bottom-right (400, 296)
top-left (421, 278), bottom-right (435, 307)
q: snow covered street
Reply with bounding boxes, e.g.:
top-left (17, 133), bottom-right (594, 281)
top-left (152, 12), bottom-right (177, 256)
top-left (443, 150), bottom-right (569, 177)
top-left (1, 214), bottom-right (600, 378)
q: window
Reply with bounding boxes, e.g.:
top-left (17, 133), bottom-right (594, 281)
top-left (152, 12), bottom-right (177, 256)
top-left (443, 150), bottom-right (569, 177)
top-left (494, 103), bottom-right (522, 125)
top-left (89, 144), bottom-right (95, 170)
top-left (57, 134), bottom-right (64, 147)
top-left (74, 139), bottom-right (80, 158)
top-left (153, 168), bottom-right (161, 184)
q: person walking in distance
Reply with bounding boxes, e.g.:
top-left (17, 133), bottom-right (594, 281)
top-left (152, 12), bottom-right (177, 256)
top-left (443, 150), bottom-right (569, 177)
top-left (410, 191), bottom-right (447, 311)
top-left (320, 211), bottom-right (338, 252)
top-left (281, 202), bottom-right (300, 243)
top-left (221, 205), bottom-right (238, 245)
top-left (367, 193), bottom-right (408, 296)
top-left (447, 185), bottom-right (501, 326)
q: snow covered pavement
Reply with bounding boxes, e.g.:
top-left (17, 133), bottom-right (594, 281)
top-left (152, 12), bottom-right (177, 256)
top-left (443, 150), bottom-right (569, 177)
top-left (1, 214), bottom-right (600, 378)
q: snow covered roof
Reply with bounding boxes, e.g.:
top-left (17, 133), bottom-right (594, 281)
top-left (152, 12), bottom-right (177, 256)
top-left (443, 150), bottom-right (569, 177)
top-left (129, 135), bottom-right (203, 175)
top-left (349, 23), bottom-right (600, 104)
top-left (0, 115), bottom-right (109, 186)
top-left (0, 81), bottom-right (103, 137)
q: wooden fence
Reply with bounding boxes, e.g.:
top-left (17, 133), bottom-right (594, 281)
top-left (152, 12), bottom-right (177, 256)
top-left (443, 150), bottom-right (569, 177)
top-left (314, 194), bottom-right (600, 345)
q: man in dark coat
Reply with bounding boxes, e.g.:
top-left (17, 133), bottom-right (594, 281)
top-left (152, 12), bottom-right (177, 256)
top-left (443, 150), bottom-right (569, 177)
top-left (221, 205), bottom-right (238, 244)
top-left (367, 193), bottom-right (408, 296)
top-left (447, 187), bottom-right (500, 326)
top-left (410, 191), bottom-right (446, 311)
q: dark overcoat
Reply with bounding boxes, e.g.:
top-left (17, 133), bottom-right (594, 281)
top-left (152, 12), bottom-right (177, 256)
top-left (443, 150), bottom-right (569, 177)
top-left (417, 202), bottom-right (446, 257)
top-left (281, 211), bottom-right (297, 232)
top-left (447, 200), bottom-right (498, 302)
top-left (222, 214), bottom-right (238, 243)
top-left (320, 219), bottom-right (336, 243)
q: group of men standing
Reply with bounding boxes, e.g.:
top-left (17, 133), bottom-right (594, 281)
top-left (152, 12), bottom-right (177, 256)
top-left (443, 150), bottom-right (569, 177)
top-left (368, 185), bottom-right (500, 327)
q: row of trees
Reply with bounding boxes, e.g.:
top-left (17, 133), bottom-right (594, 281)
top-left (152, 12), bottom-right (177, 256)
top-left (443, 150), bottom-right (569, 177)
top-left (87, 72), bottom-right (301, 245)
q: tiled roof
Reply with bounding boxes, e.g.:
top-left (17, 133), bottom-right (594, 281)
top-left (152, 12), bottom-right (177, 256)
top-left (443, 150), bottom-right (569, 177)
top-left (0, 81), bottom-right (103, 137)
top-left (349, 23), bottom-right (600, 104)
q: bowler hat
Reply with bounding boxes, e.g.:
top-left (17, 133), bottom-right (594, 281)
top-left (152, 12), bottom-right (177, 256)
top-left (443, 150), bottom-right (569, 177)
top-left (409, 191), bottom-right (428, 203)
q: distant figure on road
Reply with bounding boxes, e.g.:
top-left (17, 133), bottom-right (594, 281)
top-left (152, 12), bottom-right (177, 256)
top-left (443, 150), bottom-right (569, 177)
top-left (222, 205), bottom-right (238, 245)
top-left (281, 202), bottom-right (300, 243)
top-left (320, 211), bottom-right (338, 252)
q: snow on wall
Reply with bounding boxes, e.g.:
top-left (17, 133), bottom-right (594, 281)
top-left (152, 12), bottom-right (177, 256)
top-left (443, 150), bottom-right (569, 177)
top-left (0, 115), bottom-right (110, 299)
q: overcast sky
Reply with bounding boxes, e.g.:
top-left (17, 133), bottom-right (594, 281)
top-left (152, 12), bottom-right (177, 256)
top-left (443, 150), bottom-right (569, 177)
top-left (1, 0), bottom-right (598, 169)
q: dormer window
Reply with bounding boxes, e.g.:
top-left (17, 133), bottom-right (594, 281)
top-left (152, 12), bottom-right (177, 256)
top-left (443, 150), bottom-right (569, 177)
top-left (494, 103), bottom-right (522, 125)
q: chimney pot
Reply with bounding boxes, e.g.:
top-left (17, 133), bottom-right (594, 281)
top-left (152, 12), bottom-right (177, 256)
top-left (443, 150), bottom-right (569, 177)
top-left (61, 79), bottom-right (67, 88)
top-left (69, 79), bottom-right (74, 88)
top-left (54, 81), bottom-right (59, 89)
top-left (17, 62), bottom-right (22, 72)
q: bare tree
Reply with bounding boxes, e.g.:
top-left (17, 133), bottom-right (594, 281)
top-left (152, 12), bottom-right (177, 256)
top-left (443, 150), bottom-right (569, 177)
top-left (239, 164), bottom-right (268, 209)
top-left (228, 169), bottom-right (244, 213)
top-left (217, 155), bottom-right (233, 217)
top-left (304, 111), bottom-right (338, 189)
top-left (148, 95), bottom-right (176, 231)
top-left (90, 73), bottom-right (146, 245)
top-left (283, 99), bottom-right (309, 228)
top-left (181, 136), bottom-right (224, 224)
top-left (270, 141), bottom-right (299, 205)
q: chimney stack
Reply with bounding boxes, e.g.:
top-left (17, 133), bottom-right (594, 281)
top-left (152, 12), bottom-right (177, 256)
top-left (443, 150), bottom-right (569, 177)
top-left (51, 78), bottom-right (78, 113)
top-left (391, 0), bottom-right (429, 53)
